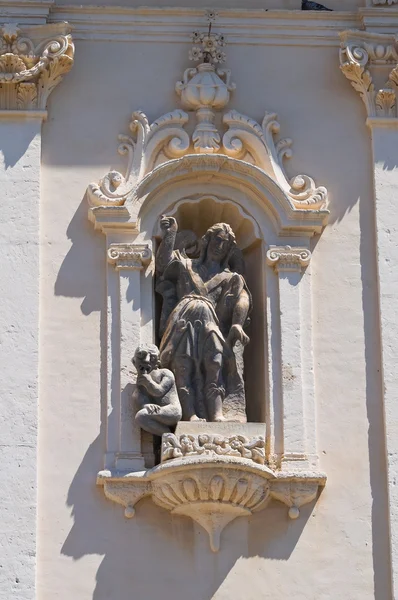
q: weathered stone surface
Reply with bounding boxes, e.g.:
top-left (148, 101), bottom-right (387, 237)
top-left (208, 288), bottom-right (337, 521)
top-left (162, 422), bottom-right (266, 464)
top-left (133, 343), bottom-right (182, 437)
top-left (156, 216), bottom-right (251, 422)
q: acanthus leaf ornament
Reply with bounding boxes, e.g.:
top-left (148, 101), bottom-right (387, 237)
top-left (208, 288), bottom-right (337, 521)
top-left (340, 31), bottom-right (398, 120)
top-left (0, 23), bottom-right (74, 111)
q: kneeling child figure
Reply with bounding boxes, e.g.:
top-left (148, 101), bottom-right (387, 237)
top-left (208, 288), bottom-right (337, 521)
top-left (133, 343), bottom-right (182, 436)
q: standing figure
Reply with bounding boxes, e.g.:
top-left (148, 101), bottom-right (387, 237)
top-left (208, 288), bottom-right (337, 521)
top-left (133, 343), bottom-right (182, 436)
top-left (156, 215), bottom-right (252, 422)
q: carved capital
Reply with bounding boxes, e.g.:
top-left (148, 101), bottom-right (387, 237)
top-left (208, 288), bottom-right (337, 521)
top-left (266, 245), bottom-right (311, 273)
top-left (107, 243), bottom-right (152, 270)
top-left (0, 22), bottom-right (74, 113)
top-left (340, 30), bottom-right (398, 120)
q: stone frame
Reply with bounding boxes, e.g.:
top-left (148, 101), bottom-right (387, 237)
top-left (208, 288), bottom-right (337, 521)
top-left (87, 51), bottom-right (328, 550)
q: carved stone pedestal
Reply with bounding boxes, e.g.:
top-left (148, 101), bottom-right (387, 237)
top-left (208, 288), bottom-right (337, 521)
top-left (97, 423), bottom-right (326, 552)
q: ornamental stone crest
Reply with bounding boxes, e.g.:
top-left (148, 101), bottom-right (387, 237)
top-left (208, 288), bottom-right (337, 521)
top-left (87, 15), bottom-right (328, 214)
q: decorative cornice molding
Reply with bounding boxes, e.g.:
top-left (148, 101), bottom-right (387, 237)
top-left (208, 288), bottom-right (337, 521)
top-left (266, 245), bottom-right (311, 272)
top-left (107, 243), bottom-right (152, 270)
top-left (340, 30), bottom-right (398, 120)
top-left (0, 1), bottom-right (54, 25)
top-left (49, 7), bottom-right (358, 47)
top-left (0, 22), bottom-right (74, 111)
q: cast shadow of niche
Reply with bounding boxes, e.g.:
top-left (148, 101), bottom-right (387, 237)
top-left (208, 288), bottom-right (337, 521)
top-left (54, 195), bottom-right (105, 316)
top-left (61, 433), bottom-right (318, 600)
top-left (150, 199), bottom-right (266, 434)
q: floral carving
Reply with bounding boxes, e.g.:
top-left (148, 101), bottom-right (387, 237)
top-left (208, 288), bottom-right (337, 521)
top-left (162, 433), bottom-right (266, 464)
top-left (0, 23), bottom-right (74, 110)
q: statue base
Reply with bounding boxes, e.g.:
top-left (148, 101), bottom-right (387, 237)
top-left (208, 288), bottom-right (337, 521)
top-left (97, 420), bottom-right (326, 552)
top-left (162, 422), bottom-right (266, 464)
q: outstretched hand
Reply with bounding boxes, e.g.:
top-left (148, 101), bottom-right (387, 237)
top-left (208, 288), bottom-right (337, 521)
top-left (160, 215), bottom-right (178, 234)
top-left (226, 324), bottom-right (250, 349)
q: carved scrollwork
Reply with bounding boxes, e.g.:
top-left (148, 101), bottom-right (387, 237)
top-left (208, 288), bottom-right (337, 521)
top-left (87, 109), bottom-right (190, 206)
top-left (107, 243), bottom-right (152, 270)
top-left (340, 31), bottom-right (398, 119)
top-left (266, 245), bottom-right (311, 272)
top-left (0, 24), bottom-right (74, 110)
top-left (222, 110), bottom-right (328, 210)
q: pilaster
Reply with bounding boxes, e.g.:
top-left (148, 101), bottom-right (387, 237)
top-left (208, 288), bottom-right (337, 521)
top-left (266, 245), bottom-right (315, 471)
top-left (0, 17), bottom-right (74, 600)
top-left (105, 243), bottom-right (152, 472)
top-left (340, 27), bottom-right (398, 598)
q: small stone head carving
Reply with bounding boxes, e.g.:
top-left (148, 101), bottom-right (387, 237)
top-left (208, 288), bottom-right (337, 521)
top-left (133, 343), bottom-right (160, 374)
top-left (199, 222), bottom-right (236, 267)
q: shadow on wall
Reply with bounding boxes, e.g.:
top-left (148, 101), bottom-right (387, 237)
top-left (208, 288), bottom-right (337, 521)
top-left (54, 195), bottom-right (104, 316)
top-left (61, 432), bottom-right (315, 600)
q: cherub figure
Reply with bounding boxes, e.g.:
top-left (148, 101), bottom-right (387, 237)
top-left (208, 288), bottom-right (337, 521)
top-left (133, 343), bottom-right (182, 437)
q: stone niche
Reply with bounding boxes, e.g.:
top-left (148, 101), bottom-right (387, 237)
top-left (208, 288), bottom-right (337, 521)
top-left (87, 20), bottom-right (328, 551)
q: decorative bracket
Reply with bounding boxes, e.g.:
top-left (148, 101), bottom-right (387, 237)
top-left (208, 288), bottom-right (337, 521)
top-left (97, 450), bottom-right (326, 552)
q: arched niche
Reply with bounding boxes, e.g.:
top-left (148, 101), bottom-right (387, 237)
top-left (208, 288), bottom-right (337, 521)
top-left (133, 155), bottom-right (323, 427)
top-left (151, 195), bottom-right (266, 423)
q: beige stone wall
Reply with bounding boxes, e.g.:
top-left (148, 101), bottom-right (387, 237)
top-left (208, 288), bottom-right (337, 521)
top-left (35, 8), bottom-right (390, 599)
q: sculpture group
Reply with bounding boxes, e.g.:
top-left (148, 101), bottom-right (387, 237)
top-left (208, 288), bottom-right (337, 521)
top-left (133, 215), bottom-right (252, 436)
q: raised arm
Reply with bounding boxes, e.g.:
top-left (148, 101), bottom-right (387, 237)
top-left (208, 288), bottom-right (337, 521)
top-left (137, 371), bottom-right (174, 398)
top-left (156, 215), bottom-right (178, 275)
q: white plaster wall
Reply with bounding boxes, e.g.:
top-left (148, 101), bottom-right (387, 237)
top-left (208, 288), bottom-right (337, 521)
top-left (37, 20), bottom-right (389, 600)
top-left (0, 120), bottom-right (42, 600)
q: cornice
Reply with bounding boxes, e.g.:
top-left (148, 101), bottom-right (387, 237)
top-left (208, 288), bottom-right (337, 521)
top-left (49, 7), bottom-right (359, 47)
top-left (0, 109), bottom-right (47, 120)
top-left (359, 7), bottom-right (398, 33)
top-left (0, 1), bottom-right (54, 25)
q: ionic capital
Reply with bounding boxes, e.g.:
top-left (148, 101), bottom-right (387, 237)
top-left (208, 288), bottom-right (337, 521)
top-left (266, 245), bottom-right (311, 273)
top-left (0, 22), bottom-right (74, 114)
top-left (107, 244), bottom-right (152, 270)
top-left (340, 30), bottom-right (398, 122)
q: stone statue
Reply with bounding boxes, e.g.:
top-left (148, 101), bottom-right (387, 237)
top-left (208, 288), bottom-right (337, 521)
top-left (156, 215), bottom-right (252, 422)
top-left (133, 343), bottom-right (182, 436)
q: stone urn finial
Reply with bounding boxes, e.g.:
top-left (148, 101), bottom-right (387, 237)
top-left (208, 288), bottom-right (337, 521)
top-left (176, 14), bottom-right (235, 153)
